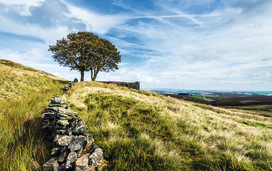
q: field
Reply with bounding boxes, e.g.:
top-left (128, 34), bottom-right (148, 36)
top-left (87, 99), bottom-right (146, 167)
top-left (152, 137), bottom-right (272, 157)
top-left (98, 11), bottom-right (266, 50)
top-left (162, 91), bottom-right (272, 106)
top-left (0, 59), bottom-right (66, 170)
top-left (1, 59), bottom-right (272, 170)
top-left (64, 81), bottom-right (272, 170)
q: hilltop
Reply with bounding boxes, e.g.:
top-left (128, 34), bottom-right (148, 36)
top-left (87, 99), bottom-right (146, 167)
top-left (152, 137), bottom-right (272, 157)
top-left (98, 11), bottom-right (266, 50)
top-left (0, 60), bottom-right (272, 170)
top-left (0, 59), bottom-right (65, 99)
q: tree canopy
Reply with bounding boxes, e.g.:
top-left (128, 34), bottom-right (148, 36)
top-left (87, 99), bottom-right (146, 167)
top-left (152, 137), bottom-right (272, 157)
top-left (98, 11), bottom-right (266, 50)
top-left (49, 31), bottom-right (121, 81)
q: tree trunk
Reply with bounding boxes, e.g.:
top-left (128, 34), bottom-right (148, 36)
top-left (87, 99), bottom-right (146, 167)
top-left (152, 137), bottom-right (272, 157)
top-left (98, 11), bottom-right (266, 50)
top-left (80, 70), bottom-right (84, 82)
top-left (92, 71), bottom-right (99, 81)
top-left (91, 69), bottom-right (94, 81)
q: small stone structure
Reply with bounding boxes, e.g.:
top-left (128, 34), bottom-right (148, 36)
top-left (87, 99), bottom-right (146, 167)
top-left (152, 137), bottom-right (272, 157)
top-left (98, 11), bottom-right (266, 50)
top-left (99, 81), bottom-right (140, 90)
top-left (42, 84), bottom-right (107, 170)
top-left (62, 81), bottom-right (74, 94)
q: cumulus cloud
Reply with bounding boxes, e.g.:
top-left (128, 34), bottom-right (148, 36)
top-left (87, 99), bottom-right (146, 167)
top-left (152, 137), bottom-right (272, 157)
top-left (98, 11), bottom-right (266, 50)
top-left (0, 0), bottom-right (272, 90)
top-left (0, 0), bottom-right (45, 16)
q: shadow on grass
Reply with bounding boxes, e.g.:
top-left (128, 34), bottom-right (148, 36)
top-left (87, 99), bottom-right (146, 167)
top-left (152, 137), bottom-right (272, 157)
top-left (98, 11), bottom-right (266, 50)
top-left (6, 117), bottom-right (54, 170)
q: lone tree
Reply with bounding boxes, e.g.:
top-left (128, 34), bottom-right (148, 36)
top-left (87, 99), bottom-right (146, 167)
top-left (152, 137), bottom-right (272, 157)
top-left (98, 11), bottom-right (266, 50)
top-left (49, 31), bottom-right (121, 81)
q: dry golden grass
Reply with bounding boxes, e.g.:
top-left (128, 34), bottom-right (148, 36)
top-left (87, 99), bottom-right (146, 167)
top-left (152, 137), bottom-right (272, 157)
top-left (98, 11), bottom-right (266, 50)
top-left (64, 81), bottom-right (272, 170)
top-left (0, 59), bottom-right (66, 170)
top-left (0, 59), bottom-right (65, 100)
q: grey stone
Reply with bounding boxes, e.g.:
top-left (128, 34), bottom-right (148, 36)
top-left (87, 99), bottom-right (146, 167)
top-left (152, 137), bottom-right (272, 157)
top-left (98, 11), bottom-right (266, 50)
top-left (57, 119), bottom-right (69, 126)
top-left (44, 107), bottom-right (59, 113)
top-left (54, 135), bottom-right (75, 146)
top-left (86, 134), bottom-right (94, 143)
top-left (58, 150), bottom-right (68, 163)
top-left (49, 103), bottom-right (68, 108)
top-left (75, 156), bottom-right (89, 170)
top-left (77, 120), bottom-right (85, 126)
top-left (73, 125), bottom-right (88, 135)
top-left (65, 152), bottom-right (77, 169)
top-left (58, 113), bottom-right (73, 120)
top-left (68, 137), bottom-right (85, 152)
top-left (42, 113), bottom-right (55, 120)
top-left (56, 130), bottom-right (67, 135)
top-left (51, 96), bottom-right (65, 104)
top-left (43, 157), bottom-right (59, 171)
top-left (58, 108), bottom-right (78, 116)
top-left (89, 148), bottom-right (104, 167)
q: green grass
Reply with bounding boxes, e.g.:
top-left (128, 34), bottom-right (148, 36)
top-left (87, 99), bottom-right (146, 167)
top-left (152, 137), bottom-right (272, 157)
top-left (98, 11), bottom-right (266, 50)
top-left (64, 82), bottom-right (272, 171)
top-left (1, 59), bottom-right (272, 170)
top-left (222, 105), bottom-right (272, 118)
top-left (0, 59), bottom-right (66, 170)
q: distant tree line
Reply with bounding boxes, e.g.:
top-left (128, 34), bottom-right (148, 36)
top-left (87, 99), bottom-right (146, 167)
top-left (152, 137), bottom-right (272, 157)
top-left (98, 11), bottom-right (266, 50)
top-left (49, 31), bottom-right (121, 81)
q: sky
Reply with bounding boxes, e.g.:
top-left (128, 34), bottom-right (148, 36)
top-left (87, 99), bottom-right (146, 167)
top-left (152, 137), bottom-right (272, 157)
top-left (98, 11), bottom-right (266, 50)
top-left (0, 0), bottom-right (272, 91)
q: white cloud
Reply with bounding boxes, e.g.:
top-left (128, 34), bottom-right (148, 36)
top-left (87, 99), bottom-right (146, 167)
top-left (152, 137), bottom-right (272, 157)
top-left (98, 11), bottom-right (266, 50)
top-left (65, 2), bottom-right (128, 34)
top-left (0, 0), bottom-right (272, 90)
top-left (0, 0), bottom-right (45, 16)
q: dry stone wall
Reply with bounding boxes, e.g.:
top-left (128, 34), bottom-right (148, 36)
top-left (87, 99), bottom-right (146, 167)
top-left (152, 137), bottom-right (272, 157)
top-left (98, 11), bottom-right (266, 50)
top-left (99, 81), bottom-right (140, 90)
top-left (42, 82), bottom-right (107, 171)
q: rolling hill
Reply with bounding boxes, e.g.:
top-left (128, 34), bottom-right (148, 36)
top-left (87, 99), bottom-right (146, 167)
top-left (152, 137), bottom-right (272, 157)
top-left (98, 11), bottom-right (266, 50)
top-left (63, 82), bottom-right (272, 170)
top-left (0, 59), bottom-right (272, 170)
top-left (0, 59), bottom-right (66, 170)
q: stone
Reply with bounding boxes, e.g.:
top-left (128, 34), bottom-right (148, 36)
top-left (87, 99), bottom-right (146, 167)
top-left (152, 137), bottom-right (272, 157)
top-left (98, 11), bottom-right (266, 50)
top-left (68, 137), bottom-right (85, 152)
top-left (54, 135), bottom-right (75, 146)
top-left (97, 164), bottom-right (107, 171)
top-left (77, 146), bottom-right (84, 157)
top-left (58, 108), bottom-right (77, 116)
top-left (49, 103), bottom-right (68, 108)
top-left (55, 164), bottom-right (65, 171)
top-left (51, 96), bottom-right (65, 104)
top-left (58, 113), bottom-right (72, 120)
top-left (58, 150), bottom-right (68, 163)
top-left (83, 142), bottom-right (92, 154)
top-left (44, 107), bottom-right (59, 113)
top-left (43, 157), bottom-right (59, 171)
top-left (89, 148), bottom-right (104, 167)
top-left (86, 134), bottom-right (94, 143)
top-left (73, 125), bottom-right (88, 135)
top-left (77, 119), bottom-right (85, 126)
top-left (57, 119), bottom-right (69, 126)
top-left (65, 152), bottom-right (77, 169)
top-left (56, 130), bottom-right (67, 135)
top-left (42, 93), bottom-right (107, 170)
top-left (42, 113), bottom-right (55, 120)
top-left (75, 156), bottom-right (89, 170)
top-left (51, 147), bottom-right (61, 156)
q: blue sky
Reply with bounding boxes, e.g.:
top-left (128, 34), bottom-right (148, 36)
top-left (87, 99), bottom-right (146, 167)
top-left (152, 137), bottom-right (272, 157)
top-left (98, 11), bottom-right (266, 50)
top-left (0, 0), bottom-right (272, 90)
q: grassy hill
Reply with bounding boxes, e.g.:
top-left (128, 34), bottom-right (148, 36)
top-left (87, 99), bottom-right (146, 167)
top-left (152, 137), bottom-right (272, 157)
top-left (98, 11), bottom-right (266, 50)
top-left (1, 59), bottom-right (272, 170)
top-left (63, 82), bottom-right (272, 170)
top-left (0, 59), bottom-right (66, 170)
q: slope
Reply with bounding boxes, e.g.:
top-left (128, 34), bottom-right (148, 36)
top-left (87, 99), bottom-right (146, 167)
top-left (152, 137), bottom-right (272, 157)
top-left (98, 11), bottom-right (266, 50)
top-left (64, 81), bottom-right (272, 170)
top-left (0, 59), bottom-right (66, 170)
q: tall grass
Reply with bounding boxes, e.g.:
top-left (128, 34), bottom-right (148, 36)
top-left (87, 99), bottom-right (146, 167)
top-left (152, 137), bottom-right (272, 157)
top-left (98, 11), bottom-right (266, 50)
top-left (64, 82), bottom-right (272, 170)
top-left (0, 80), bottom-right (64, 170)
top-left (0, 59), bottom-right (66, 170)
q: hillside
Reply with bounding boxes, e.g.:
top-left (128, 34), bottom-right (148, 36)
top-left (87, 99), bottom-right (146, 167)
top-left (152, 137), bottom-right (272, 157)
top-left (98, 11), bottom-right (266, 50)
top-left (0, 59), bottom-right (66, 170)
top-left (1, 60), bottom-right (272, 170)
top-left (63, 82), bottom-right (272, 170)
